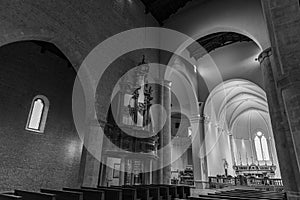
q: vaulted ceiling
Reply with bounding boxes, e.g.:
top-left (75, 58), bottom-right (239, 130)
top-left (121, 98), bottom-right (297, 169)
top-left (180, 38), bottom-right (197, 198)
top-left (204, 79), bottom-right (270, 133)
top-left (140, 0), bottom-right (207, 25)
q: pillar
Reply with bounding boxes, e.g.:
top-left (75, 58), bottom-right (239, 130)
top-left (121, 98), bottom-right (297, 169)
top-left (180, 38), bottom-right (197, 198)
top-left (79, 119), bottom-right (104, 187)
top-left (151, 81), bottom-right (163, 184)
top-left (191, 110), bottom-right (208, 189)
top-left (259, 48), bottom-right (300, 198)
top-left (280, 68), bottom-right (300, 199)
top-left (162, 80), bottom-right (172, 184)
top-left (119, 156), bottom-right (125, 186)
top-left (148, 79), bottom-right (171, 184)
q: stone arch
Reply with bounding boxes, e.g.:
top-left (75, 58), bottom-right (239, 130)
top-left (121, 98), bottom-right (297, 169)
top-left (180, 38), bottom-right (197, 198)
top-left (165, 0), bottom-right (270, 50)
top-left (0, 28), bottom-right (82, 69)
top-left (192, 26), bottom-right (265, 51)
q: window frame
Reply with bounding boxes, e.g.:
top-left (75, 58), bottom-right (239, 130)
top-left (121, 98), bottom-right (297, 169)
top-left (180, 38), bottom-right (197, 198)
top-left (25, 95), bottom-right (50, 133)
top-left (254, 130), bottom-right (270, 162)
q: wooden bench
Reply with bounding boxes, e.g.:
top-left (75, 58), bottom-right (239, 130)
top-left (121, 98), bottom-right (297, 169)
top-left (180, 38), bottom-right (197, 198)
top-left (189, 196), bottom-right (227, 200)
top-left (121, 186), bottom-right (153, 200)
top-left (135, 187), bottom-right (152, 200)
top-left (156, 186), bottom-right (171, 200)
top-left (213, 190), bottom-right (284, 200)
top-left (150, 185), bottom-right (179, 200)
top-left (146, 187), bottom-right (162, 200)
top-left (63, 188), bottom-right (104, 200)
top-left (202, 194), bottom-right (272, 200)
top-left (40, 189), bottom-right (82, 200)
top-left (127, 185), bottom-right (162, 200)
top-left (111, 186), bottom-right (142, 200)
top-left (175, 186), bottom-right (187, 199)
top-left (207, 189), bottom-right (285, 200)
top-left (13, 190), bottom-right (56, 200)
top-left (214, 193), bottom-right (283, 200)
top-left (82, 186), bottom-right (122, 200)
top-left (0, 194), bottom-right (22, 200)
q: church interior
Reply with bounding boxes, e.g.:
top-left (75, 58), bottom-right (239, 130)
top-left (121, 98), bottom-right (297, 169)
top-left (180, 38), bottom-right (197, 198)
top-left (0, 0), bottom-right (300, 199)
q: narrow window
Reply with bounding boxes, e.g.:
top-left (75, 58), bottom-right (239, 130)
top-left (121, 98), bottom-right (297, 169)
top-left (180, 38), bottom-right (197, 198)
top-left (26, 95), bottom-right (49, 133)
top-left (261, 136), bottom-right (270, 160)
top-left (254, 131), bottom-right (270, 161)
top-left (254, 136), bottom-right (263, 161)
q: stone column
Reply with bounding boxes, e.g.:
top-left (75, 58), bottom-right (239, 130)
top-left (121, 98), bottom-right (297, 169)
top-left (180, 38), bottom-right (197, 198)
top-left (280, 73), bottom-right (300, 198)
top-left (151, 81), bottom-right (163, 184)
top-left (79, 119), bottom-right (104, 187)
top-left (259, 48), bottom-right (300, 197)
top-left (119, 156), bottom-right (126, 186)
top-left (191, 111), bottom-right (208, 189)
top-left (151, 80), bottom-right (172, 184)
top-left (162, 80), bottom-right (172, 184)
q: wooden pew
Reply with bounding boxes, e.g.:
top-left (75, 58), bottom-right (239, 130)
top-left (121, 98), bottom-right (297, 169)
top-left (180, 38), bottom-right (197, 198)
top-left (82, 186), bottom-right (122, 200)
top-left (146, 187), bottom-right (162, 200)
top-left (123, 188), bottom-right (140, 200)
top-left (63, 188), bottom-right (104, 200)
top-left (152, 185), bottom-right (179, 199)
top-left (201, 194), bottom-right (272, 200)
top-left (111, 186), bottom-right (142, 200)
top-left (0, 194), bottom-right (22, 200)
top-left (135, 187), bottom-right (151, 200)
top-left (183, 185), bottom-right (191, 197)
top-left (189, 196), bottom-right (228, 200)
top-left (13, 190), bottom-right (55, 200)
top-left (175, 186), bottom-right (187, 199)
top-left (126, 185), bottom-right (162, 200)
top-left (207, 189), bottom-right (285, 200)
top-left (121, 186), bottom-right (153, 200)
top-left (188, 188), bottom-right (286, 200)
top-left (156, 186), bottom-right (171, 200)
top-left (40, 189), bottom-right (82, 200)
top-left (213, 190), bottom-right (284, 200)
top-left (220, 189), bottom-right (284, 196)
top-left (214, 193), bottom-right (283, 200)
top-left (166, 186), bottom-right (178, 199)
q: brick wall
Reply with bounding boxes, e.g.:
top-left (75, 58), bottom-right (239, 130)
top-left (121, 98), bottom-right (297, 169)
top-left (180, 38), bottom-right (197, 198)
top-left (0, 41), bottom-right (82, 191)
top-left (0, 0), bottom-right (160, 190)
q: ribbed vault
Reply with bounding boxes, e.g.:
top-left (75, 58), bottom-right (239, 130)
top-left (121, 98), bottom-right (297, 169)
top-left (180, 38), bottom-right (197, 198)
top-left (204, 79), bottom-right (270, 132)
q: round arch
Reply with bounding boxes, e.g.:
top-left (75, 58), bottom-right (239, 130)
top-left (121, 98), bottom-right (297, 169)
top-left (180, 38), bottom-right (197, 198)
top-left (165, 0), bottom-right (270, 50)
top-left (192, 26), bottom-right (265, 51)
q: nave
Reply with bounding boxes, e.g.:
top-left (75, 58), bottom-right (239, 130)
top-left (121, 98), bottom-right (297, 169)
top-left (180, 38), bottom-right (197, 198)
top-left (0, 0), bottom-right (300, 200)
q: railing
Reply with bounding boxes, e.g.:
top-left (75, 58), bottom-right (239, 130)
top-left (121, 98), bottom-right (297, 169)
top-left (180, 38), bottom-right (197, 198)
top-left (104, 124), bottom-right (158, 156)
top-left (208, 176), bottom-right (284, 191)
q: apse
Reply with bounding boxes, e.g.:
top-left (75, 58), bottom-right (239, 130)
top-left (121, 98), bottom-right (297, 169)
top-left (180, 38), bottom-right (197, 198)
top-left (204, 79), bottom-right (281, 178)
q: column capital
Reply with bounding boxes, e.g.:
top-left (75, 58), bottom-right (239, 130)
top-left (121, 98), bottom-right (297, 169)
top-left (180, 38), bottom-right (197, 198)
top-left (152, 78), bottom-right (172, 88)
top-left (162, 80), bottom-right (172, 88)
top-left (258, 47), bottom-right (272, 63)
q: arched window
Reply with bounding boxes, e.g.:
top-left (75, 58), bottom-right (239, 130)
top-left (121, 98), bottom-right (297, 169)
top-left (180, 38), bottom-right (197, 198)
top-left (26, 95), bottom-right (49, 133)
top-left (254, 131), bottom-right (270, 161)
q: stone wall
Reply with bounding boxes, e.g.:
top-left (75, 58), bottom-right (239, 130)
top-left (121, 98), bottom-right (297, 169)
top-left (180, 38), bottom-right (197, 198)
top-left (0, 41), bottom-right (82, 191)
top-left (261, 0), bottom-right (300, 198)
top-left (0, 0), bottom-right (159, 190)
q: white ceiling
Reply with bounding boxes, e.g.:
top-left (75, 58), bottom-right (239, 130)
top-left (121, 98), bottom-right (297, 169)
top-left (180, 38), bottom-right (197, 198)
top-left (204, 79), bottom-right (271, 138)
